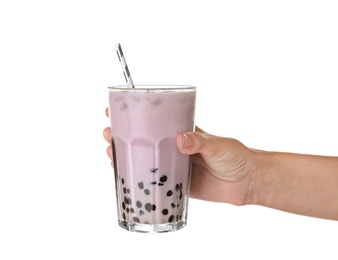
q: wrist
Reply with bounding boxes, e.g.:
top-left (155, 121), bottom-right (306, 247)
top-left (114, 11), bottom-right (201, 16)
top-left (245, 150), bottom-right (273, 206)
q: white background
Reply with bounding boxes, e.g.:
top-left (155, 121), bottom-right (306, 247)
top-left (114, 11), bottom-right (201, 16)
top-left (1, 0), bottom-right (338, 259)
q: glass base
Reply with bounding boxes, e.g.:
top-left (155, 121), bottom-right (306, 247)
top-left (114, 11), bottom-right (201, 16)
top-left (118, 220), bottom-right (187, 233)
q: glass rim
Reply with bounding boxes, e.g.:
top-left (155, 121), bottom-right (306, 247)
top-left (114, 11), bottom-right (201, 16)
top-left (108, 84), bottom-right (196, 91)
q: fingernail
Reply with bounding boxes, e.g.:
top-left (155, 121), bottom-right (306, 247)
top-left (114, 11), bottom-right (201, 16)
top-left (182, 133), bottom-right (191, 148)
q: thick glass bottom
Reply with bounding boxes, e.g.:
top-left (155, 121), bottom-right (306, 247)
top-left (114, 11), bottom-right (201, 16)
top-left (118, 219), bottom-right (187, 233)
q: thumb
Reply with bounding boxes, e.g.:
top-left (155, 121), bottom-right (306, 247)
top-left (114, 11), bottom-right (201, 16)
top-left (176, 131), bottom-right (219, 157)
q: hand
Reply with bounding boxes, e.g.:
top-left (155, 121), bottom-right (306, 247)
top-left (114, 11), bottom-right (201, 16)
top-left (103, 108), bottom-right (114, 167)
top-left (176, 128), bottom-right (255, 205)
top-left (103, 108), bottom-right (256, 206)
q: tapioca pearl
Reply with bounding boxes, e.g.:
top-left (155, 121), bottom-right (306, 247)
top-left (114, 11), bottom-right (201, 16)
top-left (124, 196), bottom-right (131, 205)
top-left (122, 213), bottom-right (126, 219)
top-left (171, 203), bottom-right (176, 208)
top-left (138, 182), bottom-right (144, 189)
top-left (126, 188), bottom-right (130, 194)
top-left (123, 187), bottom-right (127, 194)
top-left (159, 175), bottom-right (167, 182)
top-left (139, 210), bottom-right (144, 216)
top-left (144, 189), bottom-right (150, 195)
top-left (145, 203), bottom-right (156, 212)
top-left (145, 203), bottom-right (152, 213)
top-left (166, 190), bottom-right (173, 197)
top-left (121, 178), bottom-right (125, 185)
top-left (179, 192), bottom-right (183, 199)
top-left (126, 208), bottom-right (130, 213)
top-left (136, 201), bottom-right (142, 208)
top-left (168, 215), bottom-right (175, 222)
top-left (122, 202), bottom-right (126, 210)
top-left (150, 181), bottom-right (157, 185)
top-left (158, 183), bottom-right (164, 186)
top-left (175, 183), bottom-right (180, 191)
top-left (150, 168), bottom-right (159, 173)
top-left (133, 217), bottom-right (140, 223)
top-left (130, 208), bottom-right (135, 214)
top-left (162, 209), bottom-right (169, 215)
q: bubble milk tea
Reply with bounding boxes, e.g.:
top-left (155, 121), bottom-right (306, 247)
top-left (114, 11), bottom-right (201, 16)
top-left (108, 85), bottom-right (196, 232)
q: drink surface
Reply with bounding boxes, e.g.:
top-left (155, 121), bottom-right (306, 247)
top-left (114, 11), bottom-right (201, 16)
top-left (109, 88), bottom-right (196, 225)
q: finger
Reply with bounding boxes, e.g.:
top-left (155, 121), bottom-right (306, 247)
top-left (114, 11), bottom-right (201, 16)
top-left (176, 131), bottom-right (221, 158)
top-left (105, 107), bottom-right (109, 118)
top-left (103, 127), bottom-right (111, 143)
top-left (106, 145), bottom-right (113, 160)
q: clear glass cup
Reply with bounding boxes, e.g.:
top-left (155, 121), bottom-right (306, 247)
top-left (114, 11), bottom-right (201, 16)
top-left (108, 85), bottom-right (196, 233)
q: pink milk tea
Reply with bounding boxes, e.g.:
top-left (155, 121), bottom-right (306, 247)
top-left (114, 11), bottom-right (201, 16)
top-left (109, 85), bottom-right (196, 232)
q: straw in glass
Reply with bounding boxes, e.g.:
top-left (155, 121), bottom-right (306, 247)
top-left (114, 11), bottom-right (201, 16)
top-left (115, 43), bottom-right (135, 88)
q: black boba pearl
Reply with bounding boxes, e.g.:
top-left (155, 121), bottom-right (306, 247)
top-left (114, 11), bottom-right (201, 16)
top-left (159, 175), bottom-right (167, 182)
top-left (150, 168), bottom-right (158, 173)
top-left (145, 203), bottom-right (152, 212)
top-left (162, 209), bottom-right (169, 215)
top-left (139, 210), bottom-right (144, 216)
top-left (166, 190), bottom-right (173, 197)
top-left (122, 213), bottom-right (126, 219)
top-left (150, 181), bottom-right (157, 185)
top-left (126, 188), bottom-right (130, 194)
top-left (144, 189), bottom-right (150, 195)
top-left (133, 217), bottom-right (140, 223)
top-left (136, 201), bottom-right (142, 208)
top-left (121, 178), bottom-right (125, 184)
top-left (124, 197), bottom-right (131, 205)
top-left (122, 202), bottom-right (126, 210)
top-left (145, 203), bottom-right (156, 212)
top-left (126, 208), bottom-right (129, 213)
top-left (138, 182), bottom-right (144, 189)
top-left (158, 183), bottom-right (164, 186)
top-left (130, 208), bottom-right (135, 213)
top-left (179, 192), bottom-right (183, 199)
top-left (175, 184), bottom-right (180, 191)
top-left (171, 203), bottom-right (176, 208)
top-left (123, 187), bottom-right (127, 194)
top-left (168, 215), bottom-right (175, 222)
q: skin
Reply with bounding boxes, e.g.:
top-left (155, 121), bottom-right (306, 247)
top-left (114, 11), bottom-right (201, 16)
top-left (103, 108), bottom-right (338, 221)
